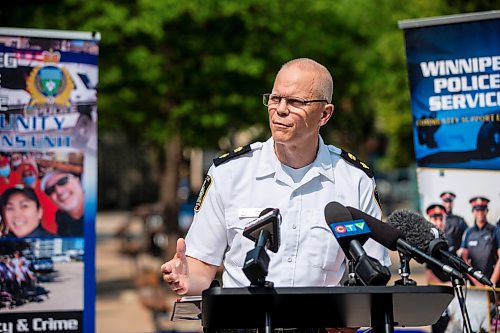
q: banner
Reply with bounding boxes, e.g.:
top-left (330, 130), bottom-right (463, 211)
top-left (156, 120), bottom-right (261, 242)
top-left (400, 12), bottom-right (499, 332)
top-left (0, 28), bottom-right (99, 333)
top-left (399, 12), bottom-right (500, 223)
top-left (400, 12), bottom-right (500, 170)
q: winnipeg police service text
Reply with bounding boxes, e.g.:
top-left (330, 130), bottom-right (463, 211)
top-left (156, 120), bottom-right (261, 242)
top-left (420, 55), bottom-right (500, 112)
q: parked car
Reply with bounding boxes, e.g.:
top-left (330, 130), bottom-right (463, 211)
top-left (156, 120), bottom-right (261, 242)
top-left (30, 257), bottom-right (54, 273)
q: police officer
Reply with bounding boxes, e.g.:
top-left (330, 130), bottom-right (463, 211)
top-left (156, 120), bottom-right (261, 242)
top-left (161, 58), bottom-right (390, 296)
top-left (440, 192), bottom-right (468, 254)
top-left (425, 204), bottom-right (451, 333)
top-left (427, 204), bottom-right (446, 231)
top-left (425, 204), bottom-right (452, 284)
top-left (461, 196), bottom-right (500, 286)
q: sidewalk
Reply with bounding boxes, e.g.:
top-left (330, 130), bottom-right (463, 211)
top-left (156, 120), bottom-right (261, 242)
top-left (96, 211), bottom-right (202, 333)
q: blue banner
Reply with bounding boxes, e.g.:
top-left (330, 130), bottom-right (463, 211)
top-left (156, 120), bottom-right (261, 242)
top-left (0, 29), bottom-right (99, 333)
top-left (403, 17), bottom-right (500, 169)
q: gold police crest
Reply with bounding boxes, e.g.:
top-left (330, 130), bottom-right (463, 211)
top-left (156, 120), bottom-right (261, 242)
top-left (26, 65), bottom-right (74, 107)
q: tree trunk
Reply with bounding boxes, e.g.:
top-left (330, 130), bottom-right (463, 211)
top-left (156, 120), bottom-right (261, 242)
top-left (160, 134), bottom-right (182, 258)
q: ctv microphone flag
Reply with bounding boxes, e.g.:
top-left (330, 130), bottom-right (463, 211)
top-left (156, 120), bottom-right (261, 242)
top-left (330, 220), bottom-right (371, 238)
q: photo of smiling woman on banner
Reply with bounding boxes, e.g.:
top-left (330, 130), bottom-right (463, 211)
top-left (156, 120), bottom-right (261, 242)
top-left (0, 185), bottom-right (52, 238)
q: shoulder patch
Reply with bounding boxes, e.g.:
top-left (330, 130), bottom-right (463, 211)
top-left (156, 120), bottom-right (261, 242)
top-left (373, 185), bottom-right (382, 212)
top-left (194, 175), bottom-right (212, 212)
top-left (213, 144), bottom-right (252, 166)
top-left (340, 149), bottom-right (374, 178)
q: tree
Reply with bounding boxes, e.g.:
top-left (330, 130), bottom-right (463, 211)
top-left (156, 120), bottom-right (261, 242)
top-left (1, 0), bottom-right (496, 228)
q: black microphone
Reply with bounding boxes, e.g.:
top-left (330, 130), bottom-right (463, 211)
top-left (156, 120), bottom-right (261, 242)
top-left (344, 205), bottom-right (464, 280)
top-left (243, 208), bottom-right (281, 253)
top-left (325, 202), bottom-right (390, 286)
top-left (388, 209), bottom-right (493, 287)
top-left (242, 208), bottom-right (281, 286)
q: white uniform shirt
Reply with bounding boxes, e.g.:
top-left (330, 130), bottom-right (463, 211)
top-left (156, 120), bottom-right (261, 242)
top-left (185, 136), bottom-right (390, 287)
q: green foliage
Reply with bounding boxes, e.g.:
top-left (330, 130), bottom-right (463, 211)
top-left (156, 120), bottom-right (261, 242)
top-left (0, 0), bottom-right (497, 168)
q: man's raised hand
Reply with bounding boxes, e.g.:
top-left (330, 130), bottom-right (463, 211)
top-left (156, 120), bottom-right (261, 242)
top-left (161, 238), bottom-right (190, 295)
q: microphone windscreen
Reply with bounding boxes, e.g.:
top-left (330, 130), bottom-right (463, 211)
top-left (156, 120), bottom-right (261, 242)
top-left (387, 209), bottom-right (439, 252)
top-left (324, 201), bottom-right (353, 224)
top-left (346, 206), bottom-right (403, 251)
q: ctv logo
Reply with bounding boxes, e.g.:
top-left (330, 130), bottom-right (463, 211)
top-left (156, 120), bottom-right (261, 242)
top-left (329, 219), bottom-right (371, 238)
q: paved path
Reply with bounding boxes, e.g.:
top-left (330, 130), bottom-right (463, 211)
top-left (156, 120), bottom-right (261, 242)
top-left (96, 211), bottom-right (202, 333)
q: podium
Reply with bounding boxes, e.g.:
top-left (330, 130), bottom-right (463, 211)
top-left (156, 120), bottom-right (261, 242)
top-left (202, 286), bottom-right (454, 333)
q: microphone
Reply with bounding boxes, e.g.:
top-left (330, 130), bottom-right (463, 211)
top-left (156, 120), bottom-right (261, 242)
top-left (325, 202), bottom-right (391, 286)
top-left (344, 205), bottom-right (463, 280)
top-left (242, 208), bottom-right (281, 286)
top-left (243, 208), bottom-right (281, 253)
top-left (388, 209), bottom-right (493, 287)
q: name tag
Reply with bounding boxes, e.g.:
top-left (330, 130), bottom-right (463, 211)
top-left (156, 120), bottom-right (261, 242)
top-left (468, 240), bottom-right (478, 247)
top-left (238, 208), bottom-right (266, 218)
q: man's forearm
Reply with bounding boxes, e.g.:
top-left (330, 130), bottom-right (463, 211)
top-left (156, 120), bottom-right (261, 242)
top-left (185, 256), bottom-right (219, 295)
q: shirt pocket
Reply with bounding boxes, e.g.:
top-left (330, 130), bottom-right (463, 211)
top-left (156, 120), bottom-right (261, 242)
top-left (308, 219), bottom-right (344, 271)
top-left (224, 208), bottom-right (257, 268)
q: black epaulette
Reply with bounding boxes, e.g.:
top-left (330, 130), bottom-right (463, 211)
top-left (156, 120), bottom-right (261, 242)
top-left (213, 144), bottom-right (252, 166)
top-left (340, 149), bottom-right (374, 178)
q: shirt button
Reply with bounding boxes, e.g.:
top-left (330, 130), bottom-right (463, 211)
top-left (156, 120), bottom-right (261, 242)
top-left (287, 257), bottom-right (292, 262)
top-left (292, 224), bottom-right (297, 229)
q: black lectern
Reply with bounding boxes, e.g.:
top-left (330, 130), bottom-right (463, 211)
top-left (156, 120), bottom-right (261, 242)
top-left (202, 286), bottom-right (454, 333)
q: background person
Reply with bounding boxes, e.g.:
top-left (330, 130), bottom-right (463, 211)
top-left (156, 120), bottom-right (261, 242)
top-left (161, 58), bottom-right (390, 298)
top-left (439, 191), bottom-right (467, 254)
top-left (0, 186), bottom-right (52, 238)
top-left (425, 204), bottom-right (451, 333)
top-left (425, 204), bottom-right (453, 283)
top-left (461, 196), bottom-right (500, 287)
top-left (41, 171), bottom-right (84, 236)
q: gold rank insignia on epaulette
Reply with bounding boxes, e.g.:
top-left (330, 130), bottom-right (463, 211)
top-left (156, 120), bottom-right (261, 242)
top-left (213, 144), bottom-right (252, 166)
top-left (340, 149), bottom-right (374, 178)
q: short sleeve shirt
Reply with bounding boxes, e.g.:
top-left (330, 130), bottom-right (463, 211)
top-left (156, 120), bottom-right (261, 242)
top-left (185, 136), bottom-right (391, 287)
top-left (461, 222), bottom-right (500, 278)
top-left (444, 214), bottom-right (468, 254)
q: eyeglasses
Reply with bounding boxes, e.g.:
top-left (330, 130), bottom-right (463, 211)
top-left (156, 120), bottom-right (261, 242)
top-left (45, 176), bottom-right (70, 195)
top-left (263, 93), bottom-right (328, 108)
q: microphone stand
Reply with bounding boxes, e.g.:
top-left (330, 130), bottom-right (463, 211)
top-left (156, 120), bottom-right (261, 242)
top-left (344, 260), bottom-right (362, 286)
top-left (243, 229), bottom-right (274, 333)
top-left (452, 277), bottom-right (473, 333)
top-left (394, 252), bottom-right (417, 286)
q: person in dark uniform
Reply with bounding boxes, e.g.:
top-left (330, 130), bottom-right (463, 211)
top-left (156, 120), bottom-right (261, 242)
top-left (461, 196), bottom-right (500, 286)
top-left (427, 204), bottom-right (446, 233)
top-left (440, 192), bottom-right (468, 254)
top-left (425, 204), bottom-right (451, 333)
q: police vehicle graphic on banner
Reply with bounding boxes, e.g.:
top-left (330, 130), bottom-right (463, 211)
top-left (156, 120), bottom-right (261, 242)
top-left (0, 45), bottom-right (97, 149)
